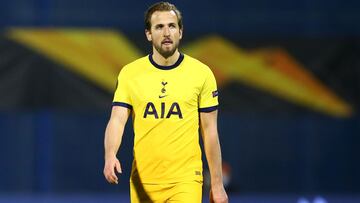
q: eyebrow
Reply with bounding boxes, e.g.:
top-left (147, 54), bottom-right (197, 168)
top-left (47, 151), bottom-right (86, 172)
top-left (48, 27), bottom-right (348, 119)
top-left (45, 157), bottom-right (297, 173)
top-left (154, 22), bottom-right (177, 28)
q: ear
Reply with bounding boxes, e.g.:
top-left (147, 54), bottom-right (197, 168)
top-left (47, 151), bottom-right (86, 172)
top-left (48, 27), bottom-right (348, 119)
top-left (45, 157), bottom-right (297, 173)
top-left (179, 28), bottom-right (183, 40)
top-left (145, 29), bottom-right (152, 42)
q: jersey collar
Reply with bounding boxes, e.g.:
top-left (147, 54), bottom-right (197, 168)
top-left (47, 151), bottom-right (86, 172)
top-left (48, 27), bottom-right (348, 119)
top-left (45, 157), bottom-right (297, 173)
top-left (149, 53), bottom-right (184, 70)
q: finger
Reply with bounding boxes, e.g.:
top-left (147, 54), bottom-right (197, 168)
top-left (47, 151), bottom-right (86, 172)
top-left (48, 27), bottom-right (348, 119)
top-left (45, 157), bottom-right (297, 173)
top-left (104, 166), bottom-right (117, 184)
top-left (104, 166), bottom-right (114, 178)
top-left (111, 171), bottom-right (118, 183)
top-left (115, 161), bottom-right (122, 174)
top-left (105, 174), bottom-right (113, 183)
top-left (107, 174), bottom-right (118, 184)
top-left (110, 165), bottom-right (119, 182)
top-left (110, 176), bottom-right (118, 184)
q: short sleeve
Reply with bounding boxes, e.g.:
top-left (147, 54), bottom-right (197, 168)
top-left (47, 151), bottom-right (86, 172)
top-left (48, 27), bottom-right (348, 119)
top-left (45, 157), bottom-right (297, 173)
top-left (112, 68), bottom-right (133, 109)
top-left (198, 68), bottom-right (219, 112)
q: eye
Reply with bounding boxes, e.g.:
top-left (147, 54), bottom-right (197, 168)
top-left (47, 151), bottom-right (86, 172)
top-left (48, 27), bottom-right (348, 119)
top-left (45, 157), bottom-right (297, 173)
top-left (169, 23), bottom-right (176, 28)
top-left (155, 24), bottom-right (163, 30)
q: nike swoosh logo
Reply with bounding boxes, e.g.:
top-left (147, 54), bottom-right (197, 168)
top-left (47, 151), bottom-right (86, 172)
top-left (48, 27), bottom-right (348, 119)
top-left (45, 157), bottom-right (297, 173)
top-left (159, 95), bottom-right (167, 98)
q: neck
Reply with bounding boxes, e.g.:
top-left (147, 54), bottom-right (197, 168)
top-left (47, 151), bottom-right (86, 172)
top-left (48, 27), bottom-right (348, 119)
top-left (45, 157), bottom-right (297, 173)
top-left (152, 49), bottom-right (180, 66)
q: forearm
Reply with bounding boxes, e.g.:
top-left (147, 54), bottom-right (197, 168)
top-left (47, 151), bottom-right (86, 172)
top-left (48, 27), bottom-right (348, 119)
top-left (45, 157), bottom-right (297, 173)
top-left (203, 130), bottom-right (224, 188)
top-left (104, 118), bottom-right (125, 159)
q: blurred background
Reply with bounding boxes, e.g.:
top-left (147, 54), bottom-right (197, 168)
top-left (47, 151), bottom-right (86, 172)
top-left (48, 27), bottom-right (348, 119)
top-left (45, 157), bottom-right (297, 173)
top-left (0, 0), bottom-right (359, 202)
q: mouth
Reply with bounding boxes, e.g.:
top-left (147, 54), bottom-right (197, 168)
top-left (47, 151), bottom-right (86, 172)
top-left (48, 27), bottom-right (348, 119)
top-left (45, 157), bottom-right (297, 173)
top-left (162, 39), bottom-right (173, 45)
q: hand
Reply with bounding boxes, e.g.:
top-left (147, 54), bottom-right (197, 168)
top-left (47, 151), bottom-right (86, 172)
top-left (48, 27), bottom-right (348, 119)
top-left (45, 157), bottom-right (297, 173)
top-left (209, 186), bottom-right (228, 203)
top-left (103, 155), bottom-right (122, 184)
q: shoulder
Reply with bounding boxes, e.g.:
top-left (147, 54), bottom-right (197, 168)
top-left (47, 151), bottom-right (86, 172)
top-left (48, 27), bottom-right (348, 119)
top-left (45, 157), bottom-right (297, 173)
top-left (119, 55), bottom-right (149, 76)
top-left (183, 54), bottom-right (208, 69)
top-left (183, 54), bottom-right (214, 75)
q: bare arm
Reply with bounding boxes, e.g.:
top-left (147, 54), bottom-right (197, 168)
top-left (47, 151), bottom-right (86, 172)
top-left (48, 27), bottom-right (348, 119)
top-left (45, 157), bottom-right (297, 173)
top-left (103, 106), bottom-right (131, 184)
top-left (200, 110), bottom-right (228, 203)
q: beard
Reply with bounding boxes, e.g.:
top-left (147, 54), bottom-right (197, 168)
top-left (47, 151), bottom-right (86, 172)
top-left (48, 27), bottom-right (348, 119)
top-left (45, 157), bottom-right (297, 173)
top-left (154, 41), bottom-right (179, 59)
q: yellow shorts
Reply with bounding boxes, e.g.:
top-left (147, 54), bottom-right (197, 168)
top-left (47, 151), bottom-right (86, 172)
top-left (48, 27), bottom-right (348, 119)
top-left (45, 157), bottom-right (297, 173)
top-left (130, 180), bottom-right (203, 203)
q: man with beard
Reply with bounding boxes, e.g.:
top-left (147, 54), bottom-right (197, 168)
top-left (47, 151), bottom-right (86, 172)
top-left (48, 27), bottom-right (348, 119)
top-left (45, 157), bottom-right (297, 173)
top-left (103, 2), bottom-right (228, 203)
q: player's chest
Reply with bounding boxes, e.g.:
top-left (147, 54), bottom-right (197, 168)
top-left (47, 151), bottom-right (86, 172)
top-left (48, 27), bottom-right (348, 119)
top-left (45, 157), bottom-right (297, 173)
top-left (129, 73), bottom-right (202, 105)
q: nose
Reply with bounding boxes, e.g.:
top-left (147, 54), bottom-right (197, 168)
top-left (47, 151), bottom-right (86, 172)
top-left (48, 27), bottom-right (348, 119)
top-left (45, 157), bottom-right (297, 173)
top-left (163, 26), bottom-right (170, 36)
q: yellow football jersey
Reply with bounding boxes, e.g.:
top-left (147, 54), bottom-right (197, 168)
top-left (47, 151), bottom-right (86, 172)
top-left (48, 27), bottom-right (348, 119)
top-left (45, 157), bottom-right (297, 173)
top-left (113, 53), bottom-right (218, 183)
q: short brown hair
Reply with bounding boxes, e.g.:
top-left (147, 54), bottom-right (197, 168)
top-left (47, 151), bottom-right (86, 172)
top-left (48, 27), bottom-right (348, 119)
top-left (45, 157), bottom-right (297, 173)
top-left (144, 2), bottom-right (183, 30)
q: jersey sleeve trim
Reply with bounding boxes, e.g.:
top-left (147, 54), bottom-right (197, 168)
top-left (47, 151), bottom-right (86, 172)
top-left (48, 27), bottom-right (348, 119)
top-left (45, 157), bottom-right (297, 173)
top-left (112, 102), bottom-right (133, 110)
top-left (198, 105), bottom-right (218, 112)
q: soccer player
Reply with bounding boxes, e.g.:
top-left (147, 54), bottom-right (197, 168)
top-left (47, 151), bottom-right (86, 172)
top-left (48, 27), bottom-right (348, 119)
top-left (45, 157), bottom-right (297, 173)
top-left (103, 2), bottom-right (228, 203)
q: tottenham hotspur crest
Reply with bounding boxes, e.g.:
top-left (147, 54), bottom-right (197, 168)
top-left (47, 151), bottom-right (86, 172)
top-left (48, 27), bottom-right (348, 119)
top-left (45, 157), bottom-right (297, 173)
top-left (159, 80), bottom-right (168, 98)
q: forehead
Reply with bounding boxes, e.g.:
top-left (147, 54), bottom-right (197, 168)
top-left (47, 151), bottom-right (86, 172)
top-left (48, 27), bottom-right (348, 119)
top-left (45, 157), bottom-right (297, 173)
top-left (150, 10), bottom-right (178, 26)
